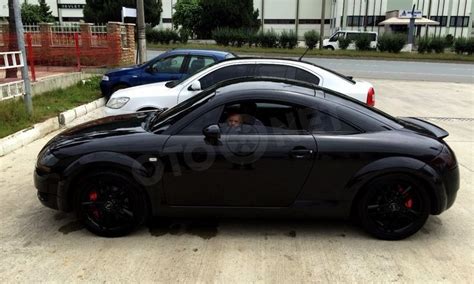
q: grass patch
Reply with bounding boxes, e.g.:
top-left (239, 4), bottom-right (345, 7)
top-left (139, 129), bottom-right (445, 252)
top-left (0, 77), bottom-right (102, 138)
top-left (149, 43), bottom-right (474, 62)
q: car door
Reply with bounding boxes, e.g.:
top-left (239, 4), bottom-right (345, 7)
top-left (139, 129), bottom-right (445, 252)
top-left (177, 64), bottom-right (255, 103)
top-left (140, 54), bottom-right (187, 85)
top-left (161, 98), bottom-right (317, 207)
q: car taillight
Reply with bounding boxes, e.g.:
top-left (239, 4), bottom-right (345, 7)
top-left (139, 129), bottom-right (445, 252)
top-left (366, 87), bottom-right (375, 107)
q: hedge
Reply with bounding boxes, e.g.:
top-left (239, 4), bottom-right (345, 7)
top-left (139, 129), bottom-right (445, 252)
top-left (377, 33), bottom-right (406, 53)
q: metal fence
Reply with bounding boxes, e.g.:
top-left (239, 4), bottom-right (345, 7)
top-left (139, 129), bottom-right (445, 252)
top-left (23, 25), bottom-right (41, 46)
top-left (51, 24), bottom-right (80, 47)
top-left (91, 25), bottom-right (108, 47)
top-left (0, 51), bottom-right (25, 101)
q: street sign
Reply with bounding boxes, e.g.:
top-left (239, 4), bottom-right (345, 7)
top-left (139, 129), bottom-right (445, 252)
top-left (399, 10), bottom-right (423, 19)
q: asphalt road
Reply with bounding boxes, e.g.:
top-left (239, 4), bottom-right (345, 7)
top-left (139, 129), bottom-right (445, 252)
top-left (0, 79), bottom-right (473, 282)
top-left (147, 50), bottom-right (474, 83)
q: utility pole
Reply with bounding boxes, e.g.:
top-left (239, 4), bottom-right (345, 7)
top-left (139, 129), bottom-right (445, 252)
top-left (13, 0), bottom-right (33, 115)
top-left (407, 4), bottom-right (416, 52)
top-left (364, 0), bottom-right (369, 31)
top-left (136, 0), bottom-right (146, 64)
top-left (319, 0), bottom-right (325, 50)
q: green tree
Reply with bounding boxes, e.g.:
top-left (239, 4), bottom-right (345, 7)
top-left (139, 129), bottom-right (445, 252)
top-left (84, 0), bottom-right (162, 26)
top-left (21, 0), bottom-right (54, 23)
top-left (195, 0), bottom-right (259, 38)
top-left (172, 0), bottom-right (202, 38)
top-left (38, 0), bottom-right (55, 22)
top-left (21, 2), bottom-right (41, 24)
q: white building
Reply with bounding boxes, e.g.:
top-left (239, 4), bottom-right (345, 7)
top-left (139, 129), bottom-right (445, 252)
top-left (1, 0), bottom-right (472, 38)
top-left (159, 0), bottom-right (473, 38)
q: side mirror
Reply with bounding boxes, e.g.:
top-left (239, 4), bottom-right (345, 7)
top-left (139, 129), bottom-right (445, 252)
top-left (145, 65), bottom-right (154, 73)
top-left (202, 124), bottom-right (220, 140)
top-left (188, 80), bottom-right (202, 91)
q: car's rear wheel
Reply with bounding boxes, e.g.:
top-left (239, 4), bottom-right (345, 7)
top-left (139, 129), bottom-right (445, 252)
top-left (357, 174), bottom-right (430, 240)
top-left (74, 171), bottom-right (147, 237)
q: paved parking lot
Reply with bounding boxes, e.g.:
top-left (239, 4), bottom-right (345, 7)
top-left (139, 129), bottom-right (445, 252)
top-left (0, 79), bottom-right (473, 282)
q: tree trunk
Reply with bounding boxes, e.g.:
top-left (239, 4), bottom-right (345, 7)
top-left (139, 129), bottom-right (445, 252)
top-left (6, 0), bottom-right (18, 78)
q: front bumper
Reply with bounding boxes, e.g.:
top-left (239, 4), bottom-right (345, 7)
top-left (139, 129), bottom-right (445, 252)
top-left (34, 168), bottom-right (64, 211)
top-left (100, 80), bottom-right (113, 98)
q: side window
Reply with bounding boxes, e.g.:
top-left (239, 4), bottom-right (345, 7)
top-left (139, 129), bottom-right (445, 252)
top-left (152, 55), bottom-right (185, 73)
top-left (286, 67), bottom-right (320, 85)
top-left (329, 32), bottom-right (343, 42)
top-left (254, 64), bottom-right (288, 78)
top-left (218, 100), bottom-right (313, 135)
top-left (186, 56), bottom-right (216, 75)
top-left (179, 106), bottom-right (221, 135)
top-left (199, 64), bottom-right (254, 89)
top-left (368, 33), bottom-right (377, 41)
top-left (306, 111), bottom-right (360, 134)
top-left (346, 32), bottom-right (359, 41)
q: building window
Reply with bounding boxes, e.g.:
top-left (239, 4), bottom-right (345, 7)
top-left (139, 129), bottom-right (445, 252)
top-left (449, 16), bottom-right (469, 27)
top-left (347, 16), bottom-right (363, 26)
top-left (264, 19), bottom-right (296, 24)
top-left (299, 19), bottom-right (330, 24)
top-left (430, 16), bottom-right (447, 26)
top-left (162, 18), bottom-right (172, 23)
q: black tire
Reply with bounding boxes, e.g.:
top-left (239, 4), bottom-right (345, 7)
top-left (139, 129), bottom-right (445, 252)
top-left (74, 171), bottom-right (147, 237)
top-left (357, 174), bottom-right (430, 240)
top-left (324, 46), bottom-right (335, 51)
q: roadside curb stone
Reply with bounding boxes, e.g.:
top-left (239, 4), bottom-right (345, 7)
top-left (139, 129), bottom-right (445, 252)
top-left (0, 97), bottom-right (105, 157)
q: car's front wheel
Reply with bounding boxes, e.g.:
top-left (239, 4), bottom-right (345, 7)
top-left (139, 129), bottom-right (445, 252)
top-left (357, 174), bottom-right (430, 240)
top-left (74, 171), bottom-right (147, 237)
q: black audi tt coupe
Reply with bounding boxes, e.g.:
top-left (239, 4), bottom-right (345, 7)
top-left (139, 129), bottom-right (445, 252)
top-left (34, 78), bottom-right (459, 240)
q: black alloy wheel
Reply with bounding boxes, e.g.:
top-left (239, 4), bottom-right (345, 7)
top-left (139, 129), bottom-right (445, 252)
top-left (357, 174), bottom-right (430, 240)
top-left (75, 171), bottom-right (147, 237)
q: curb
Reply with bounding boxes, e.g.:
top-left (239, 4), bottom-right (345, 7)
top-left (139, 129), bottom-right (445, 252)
top-left (0, 98), bottom-right (106, 157)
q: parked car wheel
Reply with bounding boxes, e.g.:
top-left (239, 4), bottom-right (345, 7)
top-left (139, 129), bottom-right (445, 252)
top-left (74, 171), bottom-right (147, 237)
top-left (357, 174), bottom-right (431, 240)
top-left (325, 46), bottom-right (335, 51)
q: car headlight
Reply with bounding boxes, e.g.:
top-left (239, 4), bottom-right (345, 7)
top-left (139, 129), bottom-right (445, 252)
top-left (37, 149), bottom-right (59, 173)
top-left (102, 75), bottom-right (110, 81)
top-left (106, 97), bottom-right (130, 109)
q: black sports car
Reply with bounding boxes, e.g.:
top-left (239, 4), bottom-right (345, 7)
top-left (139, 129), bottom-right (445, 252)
top-left (35, 78), bottom-right (459, 240)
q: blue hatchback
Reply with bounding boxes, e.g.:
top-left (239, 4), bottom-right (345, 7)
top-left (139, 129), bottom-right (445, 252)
top-left (100, 49), bottom-right (236, 98)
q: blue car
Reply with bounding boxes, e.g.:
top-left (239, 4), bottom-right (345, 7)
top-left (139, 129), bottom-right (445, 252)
top-left (100, 49), bottom-right (236, 98)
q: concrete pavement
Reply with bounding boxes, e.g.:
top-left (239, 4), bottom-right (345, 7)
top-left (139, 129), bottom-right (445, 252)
top-left (0, 79), bottom-right (473, 282)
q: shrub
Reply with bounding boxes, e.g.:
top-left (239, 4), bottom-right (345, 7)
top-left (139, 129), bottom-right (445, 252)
top-left (338, 37), bottom-right (351, 50)
top-left (212, 27), bottom-right (232, 46)
top-left (377, 33), bottom-right (406, 53)
top-left (454, 37), bottom-right (474, 55)
top-left (467, 38), bottom-right (474, 55)
top-left (430, 37), bottom-right (445, 53)
top-left (445, 34), bottom-right (454, 48)
top-left (232, 29), bottom-right (247, 47)
top-left (259, 29), bottom-right (278, 48)
top-left (279, 30), bottom-right (297, 49)
top-left (247, 30), bottom-right (258, 47)
top-left (304, 30), bottom-right (319, 49)
top-left (179, 29), bottom-right (189, 44)
top-left (146, 28), bottom-right (181, 44)
top-left (287, 30), bottom-right (298, 49)
top-left (417, 37), bottom-right (431, 53)
top-left (355, 34), bottom-right (371, 51)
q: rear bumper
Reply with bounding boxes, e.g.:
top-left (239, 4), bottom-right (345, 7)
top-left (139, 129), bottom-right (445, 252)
top-left (443, 165), bottom-right (459, 210)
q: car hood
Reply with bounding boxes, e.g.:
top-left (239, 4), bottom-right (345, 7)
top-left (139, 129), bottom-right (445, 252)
top-left (106, 64), bottom-right (144, 76)
top-left (112, 81), bottom-right (177, 99)
top-left (47, 113), bottom-right (150, 151)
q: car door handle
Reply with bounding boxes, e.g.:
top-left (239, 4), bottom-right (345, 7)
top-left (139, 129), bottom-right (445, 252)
top-left (290, 148), bottom-right (314, 159)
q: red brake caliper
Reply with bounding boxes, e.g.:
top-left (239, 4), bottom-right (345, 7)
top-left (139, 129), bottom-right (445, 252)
top-left (398, 185), bottom-right (413, 209)
top-left (89, 191), bottom-right (100, 219)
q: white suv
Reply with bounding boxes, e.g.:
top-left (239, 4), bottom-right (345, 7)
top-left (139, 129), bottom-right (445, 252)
top-left (106, 58), bottom-right (375, 116)
top-left (323, 31), bottom-right (378, 50)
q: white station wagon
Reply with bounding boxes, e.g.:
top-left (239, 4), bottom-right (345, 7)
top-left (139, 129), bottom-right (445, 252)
top-left (105, 58), bottom-right (375, 116)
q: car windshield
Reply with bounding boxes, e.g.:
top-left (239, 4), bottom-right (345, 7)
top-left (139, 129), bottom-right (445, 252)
top-left (147, 90), bottom-right (215, 133)
top-left (165, 60), bottom-right (220, 88)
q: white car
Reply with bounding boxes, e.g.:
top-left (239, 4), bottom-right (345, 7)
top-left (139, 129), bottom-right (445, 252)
top-left (105, 58), bottom-right (375, 116)
top-left (323, 30), bottom-right (378, 50)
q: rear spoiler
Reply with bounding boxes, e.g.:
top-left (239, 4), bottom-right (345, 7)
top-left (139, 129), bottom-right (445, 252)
top-left (398, 117), bottom-right (449, 139)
